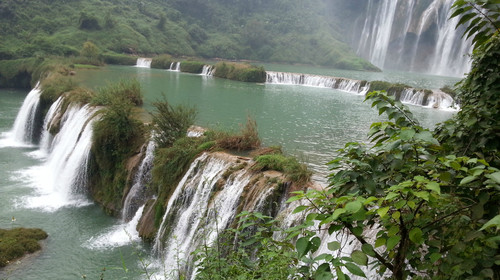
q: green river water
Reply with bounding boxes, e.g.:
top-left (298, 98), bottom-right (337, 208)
top-left (0, 65), bottom-right (458, 279)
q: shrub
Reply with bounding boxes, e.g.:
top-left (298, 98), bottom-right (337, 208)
top-left (216, 116), bottom-right (261, 151)
top-left (151, 98), bottom-right (197, 148)
top-left (151, 54), bottom-right (173, 69)
top-left (91, 79), bottom-right (143, 106)
top-left (180, 61), bottom-right (205, 74)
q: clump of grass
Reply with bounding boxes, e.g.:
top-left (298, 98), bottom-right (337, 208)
top-left (91, 79), bottom-right (143, 106)
top-left (101, 53), bottom-right (137, 65)
top-left (252, 154), bottom-right (312, 184)
top-left (0, 227), bottom-right (48, 267)
top-left (151, 98), bottom-right (197, 148)
top-left (40, 72), bottom-right (77, 105)
top-left (216, 116), bottom-right (261, 151)
top-left (214, 62), bottom-right (266, 82)
top-left (151, 54), bottom-right (173, 69)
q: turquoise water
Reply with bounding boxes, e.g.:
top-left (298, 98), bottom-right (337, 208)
top-left (0, 64), bottom-right (457, 279)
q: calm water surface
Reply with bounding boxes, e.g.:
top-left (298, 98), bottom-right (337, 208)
top-left (0, 64), bottom-right (457, 279)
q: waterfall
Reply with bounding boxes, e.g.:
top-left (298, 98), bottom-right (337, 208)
top-left (122, 140), bottom-right (156, 222)
top-left (266, 71), bottom-right (368, 95)
top-left (136, 58), bottom-right (152, 68)
top-left (85, 205), bottom-right (145, 249)
top-left (399, 89), bottom-right (456, 109)
top-left (153, 153), bottom-right (258, 279)
top-left (24, 102), bottom-right (99, 211)
top-left (170, 62), bottom-right (181, 71)
top-left (353, 0), bottom-right (472, 76)
top-left (4, 82), bottom-right (42, 146)
top-left (200, 65), bottom-right (215, 76)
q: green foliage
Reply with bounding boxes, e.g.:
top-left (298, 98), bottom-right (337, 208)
top-left (151, 98), bottom-right (197, 148)
top-left (0, 227), bottom-right (48, 267)
top-left (451, 0), bottom-right (500, 49)
top-left (215, 116), bottom-right (261, 151)
top-left (193, 211), bottom-right (298, 280)
top-left (151, 55), bottom-right (173, 69)
top-left (213, 62), bottom-right (266, 83)
top-left (91, 79), bottom-right (143, 106)
top-left (289, 91), bottom-right (500, 279)
top-left (253, 154), bottom-right (312, 185)
top-left (40, 73), bottom-right (77, 105)
top-left (90, 82), bottom-right (145, 213)
top-left (180, 61), bottom-right (205, 74)
top-left (77, 41), bottom-right (102, 66)
top-left (101, 53), bottom-right (136, 65)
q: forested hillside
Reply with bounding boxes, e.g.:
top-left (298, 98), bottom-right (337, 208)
top-left (0, 0), bottom-right (378, 71)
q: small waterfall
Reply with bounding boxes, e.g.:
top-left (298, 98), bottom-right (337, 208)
top-left (122, 140), bottom-right (156, 222)
top-left (200, 65), bottom-right (215, 76)
top-left (24, 102), bottom-right (99, 211)
top-left (399, 89), bottom-right (456, 109)
top-left (7, 82), bottom-right (42, 146)
top-left (85, 205), bottom-right (145, 249)
top-left (169, 62), bottom-right (181, 71)
top-left (153, 153), bottom-right (254, 279)
top-left (266, 71), bottom-right (368, 94)
top-left (136, 58), bottom-right (152, 68)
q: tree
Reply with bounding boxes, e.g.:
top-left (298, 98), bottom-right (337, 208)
top-left (80, 41), bottom-right (100, 63)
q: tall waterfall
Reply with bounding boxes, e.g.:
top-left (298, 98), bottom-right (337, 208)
top-left (24, 99), bottom-right (99, 211)
top-left (6, 82), bottom-right (42, 146)
top-left (122, 140), bottom-right (156, 222)
top-left (353, 0), bottom-right (472, 76)
top-left (266, 71), bottom-right (369, 95)
top-left (136, 58), bottom-right (152, 68)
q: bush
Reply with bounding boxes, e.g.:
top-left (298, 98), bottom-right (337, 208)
top-left (151, 98), bottom-right (197, 148)
top-left (91, 79), bottom-right (143, 106)
top-left (151, 54), bottom-right (173, 69)
top-left (180, 61), bottom-right (205, 74)
top-left (213, 62), bottom-right (266, 83)
top-left (216, 117), bottom-right (261, 151)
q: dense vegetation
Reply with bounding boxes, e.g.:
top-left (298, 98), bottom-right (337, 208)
top-left (0, 0), bottom-right (378, 71)
top-left (195, 1), bottom-right (500, 279)
top-left (0, 227), bottom-right (48, 267)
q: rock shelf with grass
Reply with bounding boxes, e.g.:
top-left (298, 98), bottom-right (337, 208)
top-left (0, 228), bottom-right (48, 268)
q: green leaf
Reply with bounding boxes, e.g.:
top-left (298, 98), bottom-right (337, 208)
top-left (328, 241), bottom-right (341, 251)
top-left (429, 253), bottom-right (441, 263)
top-left (361, 243), bottom-right (376, 257)
top-left (313, 263), bottom-right (333, 280)
top-left (409, 227), bottom-right (424, 244)
top-left (414, 191), bottom-right (429, 201)
top-left (377, 206), bottom-right (390, 218)
top-left (351, 250), bottom-right (368, 266)
top-left (425, 182), bottom-right (441, 194)
top-left (375, 237), bottom-right (386, 248)
top-left (387, 235), bottom-right (401, 251)
top-left (296, 237), bottom-right (310, 258)
top-left (344, 262), bottom-right (366, 278)
top-left (460, 175), bottom-right (478, 185)
top-left (293, 205), bottom-right (308, 214)
top-left (345, 201), bottom-right (363, 213)
top-left (486, 171), bottom-right (500, 184)
top-left (385, 192), bottom-right (398, 200)
top-left (479, 215), bottom-right (500, 231)
top-left (400, 128), bottom-right (415, 141)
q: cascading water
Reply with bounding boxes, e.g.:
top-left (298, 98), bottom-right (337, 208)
top-left (169, 62), bottom-right (181, 71)
top-left (3, 82), bottom-right (42, 146)
top-left (122, 140), bottom-right (156, 222)
top-left (23, 102), bottom-right (99, 211)
top-left (353, 0), bottom-right (472, 76)
top-left (136, 58), bottom-right (152, 68)
top-left (153, 153), bottom-right (257, 279)
top-left (200, 65), bottom-right (215, 76)
top-left (266, 71), bottom-right (369, 95)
